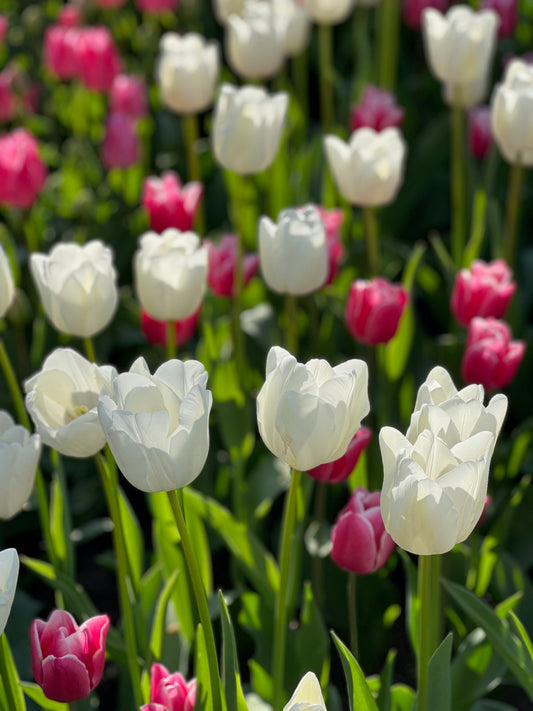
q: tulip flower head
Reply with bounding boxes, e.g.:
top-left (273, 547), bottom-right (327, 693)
top-left (0, 411), bottom-right (41, 519)
top-left (316, 206), bottom-right (344, 285)
top-left (213, 0), bottom-right (246, 23)
top-left (142, 663), bottom-right (196, 711)
top-left (491, 59), bottom-right (533, 165)
top-left (468, 106), bottom-right (493, 160)
top-left (30, 240), bottom-right (119, 338)
top-left (43, 25), bottom-right (81, 80)
top-left (205, 234), bottom-right (259, 297)
top-left (257, 346), bottom-right (370, 471)
top-left (451, 259), bottom-right (515, 326)
top-left (350, 85), bottom-right (405, 132)
top-left (98, 357), bottom-right (213, 492)
top-left (76, 26), bottom-right (122, 93)
top-left (380, 366), bottom-right (507, 555)
top-left (141, 308), bottom-right (200, 347)
top-left (109, 74), bottom-right (148, 119)
top-left (0, 16), bottom-right (8, 44)
top-left (0, 244), bottom-right (14, 319)
top-left (31, 610), bottom-right (110, 702)
top-left (272, 0), bottom-right (312, 57)
top-left (259, 206), bottom-right (329, 296)
top-left (283, 672), bottom-right (327, 711)
top-left (462, 317), bottom-right (526, 390)
top-left (302, 0), bottom-right (355, 26)
top-left (0, 548), bottom-right (19, 636)
top-left (324, 127), bottom-right (407, 207)
top-left (345, 277), bottom-right (409, 345)
top-left (101, 112), bottom-right (141, 170)
top-left (142, 172), bottom-right (204, 234)
top-left (331, 487), bottom-right (395, 574)
top-left (0, 128), bottom-right (47, 209)
top-left (307, 426), bottom-right (372, 484)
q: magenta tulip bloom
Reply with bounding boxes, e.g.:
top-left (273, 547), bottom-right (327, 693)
top-left (482, 0), bottom-right (517, 37)
top-left (315, 206), bottom-right (344, 285)
top-left (101, 112), bottom-right (141, 170)
top-left (402, 0), bottom-right (449, 29)
top-left (142, 172), bottom-right (204, 234)
top-left (462, 317), bottom-right (525, 390)
top-left (77, 26), bottom-right (122, 92)
top-left (451, 259), bottom-right (515, 326)
top-left (144, 663), bottom-right (196, 711)
top-left (468, 106), bottom-right (493, 160)
top-left (307, 427), bottom-right (372, 484)
top-left (345, 277), bottom-right (408, 346)
top-left (0, 128), bottom-right (47, 209)
top-left (31, 610), bottom-right (110, 702)
top-left (350, 85), bottom-right (405, 133)
top-left (110, 74), bottom-right (148, 119)
top-left (205, 234), bottom-right (259, 297)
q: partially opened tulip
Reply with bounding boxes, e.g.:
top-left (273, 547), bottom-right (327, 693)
top-left (350, 85), bottom-right (405, 132)
top-left (451, 259), bottom-right (515, 325)
top-left (0, 548), bottom-right (19, 636)
top-left (462, 317), bottom-right (525, 390)
top-left (142, 172), bottom-right (204, 233)
top-left (31, 610), bottom-right (110, 702)
top-left (0, 244), bottom-right (14, 319)
top-left (491, 59), bottom-right (533, 165)
top-left (109, 74), bottom-right (148, 119)
top-left (0, 128), bottom-right (47, 209)
top-left (205, 234), bottom-right (259, 297)
top-left (141, 308), bottom-right (200, 347)
top-left (345, 277), bottom-right (408, 345)
top-left (0, 411), bottom-right (41, 519)
top-left (76, 26), bottom-right (122, 93)
top-left (143, 663), bottom-right (196, 711)
top-left (101, 112), bottom-right (141, 170)
top-left (257, 346), bottom-right (369, 471)
top-left (284, 672), bottom-right (327, 710)
top-left (272, 0), bottom-right (311, 57)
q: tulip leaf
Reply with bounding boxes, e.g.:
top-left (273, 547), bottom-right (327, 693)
top-left (20, 683), bottom-right (67, 711)
top-left (331, 632), bottom-right (379, 711)
top-left (377, 649), bottom-right (396, 711)
top-left (49, 469), bottom-right (72, 576)
top-left (425, 633), bottom-right (453, 711)
top-left (0, 634), bottom-right (26, 711)
top-left (149, 568), bottom-right (180, 661)
top-left (117, 486), bottom-right (144, 594)
top-left (442, 579), bottom-right (533, 700)
top-left (451, 628), bottom-right (506, 711)
top-left (218, 591), bottom-right (248, 711)
top-left (383, 305), bottom-right (414, 383)
top-left (183, 494), bottom-right (213, 595)
top-left (398, 550), bottom-right (420, 656)
top-left (195, 624), bottom-right (214, 711)
top-left (289, 583), bottom-right (330, 693)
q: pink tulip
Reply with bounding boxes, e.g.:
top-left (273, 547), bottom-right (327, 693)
top-left (462, 317), bottom-right (525, 390)
top-left (136, 0), bottom-right (180, 11)
top-left (451, 259), bottom-right (515, 326)
top-left (345, 277), bottom-right (408, 346)
top-left (205, 234), bottom-right (259, 297)
top-left (101, 112), bottom-right (141, 169)
top-left (316, 206), bottom-right (344, 285)
top-left (145, 663), bottom-right (196, 711)
top-left (350, 85), bottom-right (405, 133)
top-left (482, 0), bottom-right (517, 37)
top-left (468, 106), bottom-right (492, 161)
top-left (77, 26), bottom-right (122, 92)
top-left (58, 4), bottom-right (82, 26)
top-left (31, 610), bottom-right (110, 703)
top-left (43, 25), bottom-right (81, 80)
top-left (0, 128), bottom-right (47, 209)
top-left (141, 308), bottom-right (200, 347)
top-left (402, 0), bottom-right (449, 29)
top-left (331, 487), bottom-right (395, 575)
top-left (0, 16), bottom-right (8, 44)
top-left (110, 74), bottom-right (148, 119)
top-left (142, 172), bottom-right (204, 233)
top-left (307, 427), bottom-right (372, 484)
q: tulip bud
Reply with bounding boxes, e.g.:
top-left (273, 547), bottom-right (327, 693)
top-left (491, 59), bottom-right (533, 165)
top-left (141, 307), bottom-right (200, 347)
top-left (482, 0), bottom-right (517, 37)
top-left (144, 663), bottom-right (196, 711)
top-left (77, 26), bottom-right (122, 92)
top-left (350, 85), bottom-right (405, 133)
top-left (31, 610), bottom-right (110, 702)
top-left (468, 106), bottom-right (493, 160)
top-left (0, 411), bottom-right (41, 519)
top-left (226, 1), bottom-right (285, 80)
top-left (331, 487), bottom-right (395, 574)
top-left (109, 74), bottom-right (148, 119)
top-left (213, 0), bottom-right (246, 23)
top-left (462, 317), bottom-right (526, 390)
top-left (205, 234), bottom-right (259, 297)
top-left (142, 172), bottom-right (204, 233)
top-left (136, 0), bottom-right (179, 11)
top-left (257, 346), bottom-right (370, 471)
top-left (101, 112), bottom-right (141, 170)
top-left (156, 33), bottom-right (220, 115)
top-left (0, 548), bottom-right (19, 636)
top-left (212, 83), bottom-right (288, 175)
top-left (0, 128), bottom-right (47, 209)
top-left (284, 672), bottom-right (326, 711)
top-left (324, 127), bottom-right (407, 207)
top-left (402, 0), bottom-right (449, 30)
top-left (134, 229), bottom-right (208, 322)
top-left (43, 25), bottom-right (81, 80)
top-left (307, 426), bottom-right (372, 483)
top-left (58, 4), bottom-right (82, 27)
top-left (272, 0), bottom-right (311, 57)
top-left (259, 206), bottom-right (329, 296)
top-left (345, 277), bottom-right (408, 345)
top-left (0, 244), bottom-right (15, 319)
top-left (451, 259), bottom-right (515, 326)
top-left (302, 0), bottom-right (355, 25)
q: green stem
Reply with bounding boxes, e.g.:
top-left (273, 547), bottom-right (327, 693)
top-left (503, 162), bottom-right (524, 268)
top-left (183, 113), bottom-right (205, 235)
top-left (318, 24), bottom-right (334, 133)
top-left (284, 295), bottom-right (298, 355)
top-left (451, 104), bottom-right (467, 268)
top-left (311, 482), bottom-right (328, 606)
top-left (378, 0), bottom-right (400, 90)
top-left (272, 468), bottom-right (303, 711)
top-left (82, 337), bottom-right (96, 363)
top-left (348, 572), bottom-right (359, 659)
top-left (362, 207), bottom-right (380, 276)
top-left (94, 454), bottom-right (143, 709)
top-left (166, 320), bottom-right (176, 360)
top-left (167, 490), bottom-right (222, 711)
top-left (0, 634), bottom-right (25, 711)
top-left (417, 554), bottom-right (441, 711)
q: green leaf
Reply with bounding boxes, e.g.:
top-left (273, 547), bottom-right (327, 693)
top-left (384, 303), bottom-right (414, 382)
top-left (195, 624), bottom-right (214, 711)
top-left (0, 634), bottom-right (26, 711)
top-left (49, 471), bottom-right (70, 574)
top-left (183, 495), bottom-right (213, 595)
top-left (117, 486), bottom-right (144, 594)
top-left (377, 650), bottom-right (396, 711)
top-left (218, 592), bottom-right (248, 711)
top-left (398, 550), bottom-right (419, 655)
top-left (20, 683), bottom-right (67, 711)
top-left (331, 632), bottom-right (379, 711)
top-left (474, 534), bottom-right (499, 597)
top-left (451, 628), bottom-right (506, 711)
top-left (426, 633), bottom-right (453, 711)
top-left (292, 583), bottom-right (330, 691)
top-left (149, 569), bottom-right (180, 661)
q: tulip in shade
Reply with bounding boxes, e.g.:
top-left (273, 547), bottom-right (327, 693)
top-left (76, 26), bottom-right (122, 93)
top-left (307, 426), bottom-right (372, 484)
top-left (284, 672), bottom-right (327, 711)
top-left (402, 0), bottom-right (449, 29)
top-left (0, 411), bottom-right (41, 520)
top-left (350, 85), bottom-right (405, 133)
top-left (468, 106), bottom-right (493, 160)
top-left (109, 74), bottom-right (148, 119)
top-left (0, 548), bottom-right (19, 636)
top-left (30, 240), bottom-right (118, 338)
top-left (482, 0), bottom-right (517, 37)
top-left (98, 357), bottom-right (213, 492)
top-left (491, 59), bottom-right (533, 165)
top-left (212, 83), bottom-right (288, 175)
top-left (141, 663), bottom-right (196, 711)
top-left (345, 277), bottom-right (408, 345)
top-left (31, 610), bottom-right (110, 702)
top-left (316, 206), bottom-right (344, 285)
top-left (257, 346), bottom-right (369, 471)
top-left (142, 172), bottom-right (204, 233)
top-left (451, 259), bottom-right (515, 326)
top-left (331, 487), bottom-right (395, 574)
top-left (0, 128), bottom-right (47, 209)
top-left (259, 206), bottom-right (329, 296)
top-left (302, 0), bottom-right (355, 25)
top-left (101, 112), bottom-right (141, 170)
top-left (0, 244), bottom-right (14, 319)
top-left (462, 317), bottom-right (526, 390)
top-left (205, 235), bottom-right (259, 297)
top-left (141, 308), bottom-right (200, 347)
top-left (380, 366), bottom-right (507, 555)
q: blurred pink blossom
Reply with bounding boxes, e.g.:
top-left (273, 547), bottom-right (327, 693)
top-left (468, 106), bottom-right (493, 160)
top-left (136, 0), bottom-right (180, 12)
top-left (345, 277), bottom-right (408, 346)
top-left (141, 308), bottom-right (200, 347)
top-left (101, 112), bottom-right (140, 169)
top-left (462, 317), bottom-right (525, 390)
top-left (142, 172), bottom-right (204, 233)
top-left (110, 74), bottom-right (148, 119)
top-left (0, 128), bottom-right (47, 209)
top-left (205, 234), bottom-right (259, 297)
top-left (350, 85), bottom-right (405, 132)
top-left (402, 0), bottom-right (449, 29)
top-left (77, 26), bottom-right (122, 92)
top-left (482, 0), bottom-right (517, 37)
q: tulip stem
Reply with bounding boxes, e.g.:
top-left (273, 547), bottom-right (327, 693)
top-left (166, 320), bottom-right (176, 360)
top-left (503, 162), bottom-right (524, 268)
top-left (95, 453), bottom-right (143, 709)
top-left (285, 295), bottom-right (298, 355)
top-left (362, 207), bottom-right (380, 276)
top-left (417, 554), bottom-right (441, 711)
top-left (451, 104), bottom-right (467, 268)
top-left (0, 634), bottom-right (25, 711)
top-left (318, 24), bottom-right (334, 133)
top-left (183, 113), bottom-right (205, 236)
top-left (378, 0), bottom-right (400, 90)
top-left (167, 489), bottom-right (222, 711)
top-left (348, 572), bottom-right (359, 659)
top-left (272, 468), bottom-right (302, 711)
top-left (83, 337), bottom-right (96, 363)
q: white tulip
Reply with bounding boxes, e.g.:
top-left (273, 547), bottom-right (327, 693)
top-left (226, 2), bottom-right (285, 80)
top-left (491, 59), bottom-right (533, 165)
top-left (212, 83), bottom-right (289, 175)
top-left (0, 412), bottom-right (41, 520)
top-left (134, 229), bottom-right (207, 322)
top-left (0, 548), bottom-right (19, 636)
top-left (257, 346), bottom-right (369, 471)
top-left (284, 672), bottom-right (327, 711)
top-left (29, 241), bottom-right (118, 338)
top-left (0, 245), bottom-right (14, 319)
top-left (156, 33), bottom-right (220, 115)
top-left (259, 206), bottom-right (328, 295)
top-left (422, 5), bottom-right (499, 106)
top-left (303, 0), bottom-right (355, 25)
top-left (272, 0), bottom-right (311, 57)
top-left (24, 348), bottom-right (117, 458)
top-left (98, 357), bottom-right (213, 493)
top-left (324, 127), bottom-right (407, 207)
top-left (213, 0), bottom-right (246, 23)
top-left (379, 366), bottom-right (507, 556)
